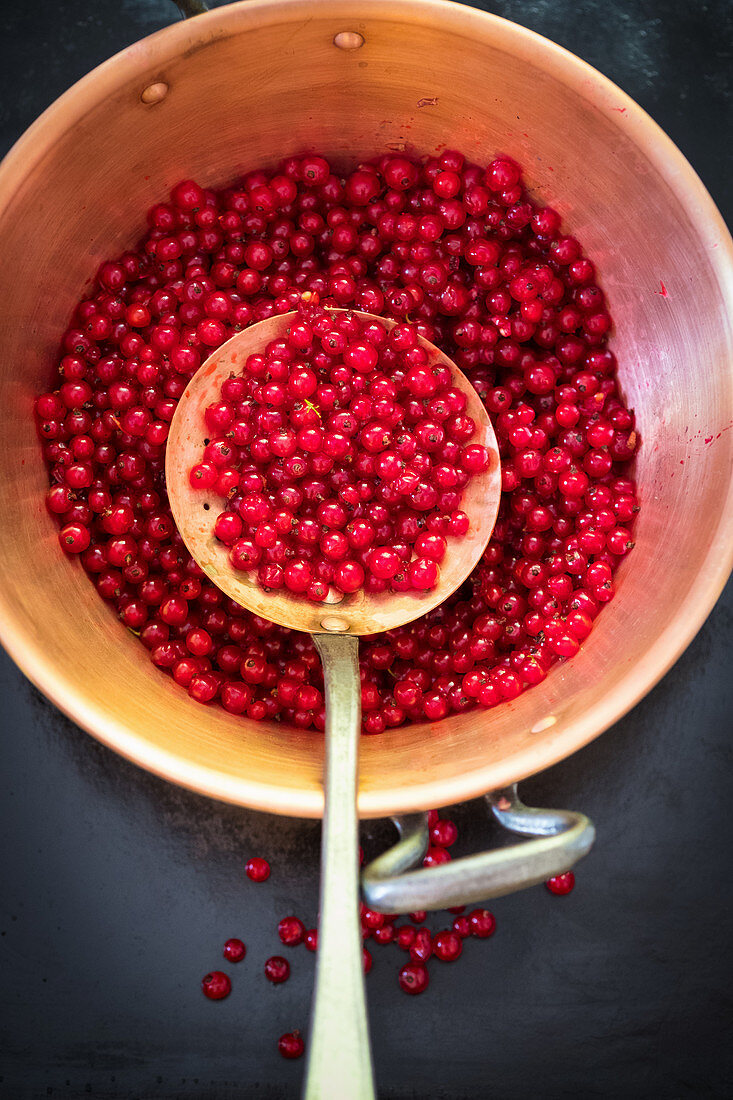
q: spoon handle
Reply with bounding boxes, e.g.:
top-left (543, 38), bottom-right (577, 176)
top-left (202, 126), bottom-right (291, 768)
top-left (304, 633), bottom-right (375, 1100)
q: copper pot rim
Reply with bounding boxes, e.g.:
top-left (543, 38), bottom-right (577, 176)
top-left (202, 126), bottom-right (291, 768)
top-left (0, 0), bottom-right (732, 818)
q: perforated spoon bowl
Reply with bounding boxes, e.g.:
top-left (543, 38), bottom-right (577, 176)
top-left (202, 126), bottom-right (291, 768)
top-left (166, 310), bottom-right (501, 1100)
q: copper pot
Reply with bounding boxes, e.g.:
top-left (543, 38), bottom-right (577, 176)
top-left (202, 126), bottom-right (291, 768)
top-left (0, 0), bottom-right (731, 832)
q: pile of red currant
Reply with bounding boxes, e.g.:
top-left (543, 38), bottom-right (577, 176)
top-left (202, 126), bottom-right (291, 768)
top-left (191, 297), bottom-right (490, 601)
top-left (37, 149), bottom-right (638, 730)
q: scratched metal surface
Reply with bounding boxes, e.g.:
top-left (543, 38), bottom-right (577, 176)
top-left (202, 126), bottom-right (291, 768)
top-left (0, 1), bottom-right (732, 1098)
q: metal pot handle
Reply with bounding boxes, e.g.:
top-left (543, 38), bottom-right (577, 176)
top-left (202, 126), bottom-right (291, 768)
top-left (361, 785), bottom-right (595, 913)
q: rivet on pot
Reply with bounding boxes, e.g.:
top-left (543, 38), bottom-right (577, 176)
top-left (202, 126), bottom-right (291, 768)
top-left (333, 31), bottom-right (365, 50)
top-left (140, 81), bottom-right (169, 105)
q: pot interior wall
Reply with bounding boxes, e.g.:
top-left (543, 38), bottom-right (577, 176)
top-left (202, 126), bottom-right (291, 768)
top-left (0, 0), bottom-right (731, 817)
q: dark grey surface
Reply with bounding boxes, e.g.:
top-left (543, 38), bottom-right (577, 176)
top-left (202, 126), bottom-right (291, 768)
top-left (1, 1), bottom-right (732, 1098)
